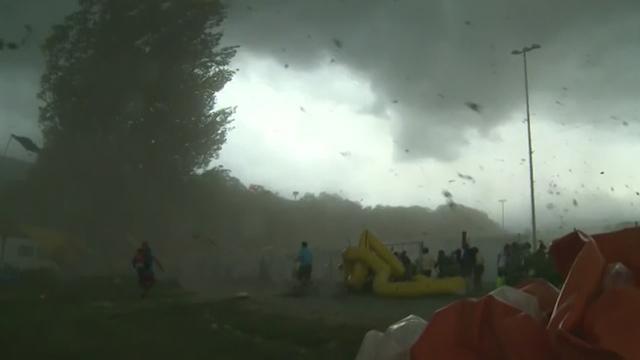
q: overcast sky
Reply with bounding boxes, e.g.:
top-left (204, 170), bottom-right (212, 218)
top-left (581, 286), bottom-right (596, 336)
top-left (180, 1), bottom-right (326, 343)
top-left (2, 0), bottom-right (640, 238)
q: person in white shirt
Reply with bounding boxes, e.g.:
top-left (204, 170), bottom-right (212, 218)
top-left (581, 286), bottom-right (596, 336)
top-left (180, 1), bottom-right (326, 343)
top-left (419, 247), bottom-right (435, 277)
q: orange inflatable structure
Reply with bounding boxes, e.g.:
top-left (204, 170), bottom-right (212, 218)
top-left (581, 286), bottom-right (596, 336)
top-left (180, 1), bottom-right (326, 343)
top-left (409, 227), bottom-right (640, 360)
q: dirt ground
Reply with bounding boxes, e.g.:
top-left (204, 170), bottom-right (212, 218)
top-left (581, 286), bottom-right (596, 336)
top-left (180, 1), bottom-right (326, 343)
top-left (187, 278), bottom-right (486, 329)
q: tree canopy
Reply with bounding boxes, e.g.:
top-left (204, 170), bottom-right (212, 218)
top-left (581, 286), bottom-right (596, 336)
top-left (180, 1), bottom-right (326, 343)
top-left (33, 0), bottom-right (236, 265)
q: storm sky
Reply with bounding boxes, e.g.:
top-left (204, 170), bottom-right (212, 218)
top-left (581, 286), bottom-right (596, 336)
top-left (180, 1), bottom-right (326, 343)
top-left (3, 0), bottom-right (640, 237)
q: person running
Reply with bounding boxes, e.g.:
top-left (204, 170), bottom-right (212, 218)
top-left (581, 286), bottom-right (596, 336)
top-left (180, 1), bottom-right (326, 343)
top-left (296, 241), bottom-right (313, 284)
top-left (132, 242), bottom-right (164, 298)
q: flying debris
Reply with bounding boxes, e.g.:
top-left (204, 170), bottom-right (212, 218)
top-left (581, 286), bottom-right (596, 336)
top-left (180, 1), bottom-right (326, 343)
top-left (623, 121), bottom-right (629, 126)
top-left (442, 190), bottom-right (456, 208)
top-left (332, 38), bottom-right (343, 49)
top-left (299, 106), bottom-right (306, 112)
top-left (573, 199), bottom-right (579, 207)
top-left (600, 171), bottom-right (605, 175)
top-left (404, 149), bottom-right (410, 153)
top-left (546, 203), bottom-right (555, 210)
top-left (437, 93), bottom-right (445, 99)
top-left (636, 192), bottom-right (640, 196)
top-left (448, 179), bottom-right (456, 183)
top-left (555, 100), bottom-right (563, 106)
top-left (330, 58), bottom-right (336, 63)
top-left (562, 87), bottom-right (569, 91)
top-left (339, 151), bottom-right (351, 157)
top-left (392, 99), bottom-right (399, 104)
top-left (465, 101), bottom-right (482, 113)
top-left (479, 165), bottom-right (485, 171)
top-left (457, 173), bottom-right (476, 183)
top-left (611, 187), bottom-right (615, 192)
top-left (610, 115), bottom-right (619, 120)
top-left (284, 63), bottom-right (290, 69)
top-left (464, 20), bottom-right (471, 25)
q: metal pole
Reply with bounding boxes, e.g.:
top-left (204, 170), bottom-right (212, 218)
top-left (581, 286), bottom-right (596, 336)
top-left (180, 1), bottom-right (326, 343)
top-left (523, 51), bottom-right (538, 249)
top-left (499, 199), bottom-right (507, 229)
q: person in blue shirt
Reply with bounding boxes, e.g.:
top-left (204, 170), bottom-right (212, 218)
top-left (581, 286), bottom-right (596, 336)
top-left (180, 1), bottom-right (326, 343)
top-left (296, 241), bottom-right (313, 283)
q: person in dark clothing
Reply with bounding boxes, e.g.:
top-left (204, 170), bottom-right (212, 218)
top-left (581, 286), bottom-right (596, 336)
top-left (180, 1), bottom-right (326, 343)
top-left (453, 249), bottom-right (462, 265)
top-left (399, 251), bottom-right (413, 279)
top-left (451, 249), bottom-right (463, 276)
top-left (435, 250), bottom-right (448, 277)
top-left (296, 241), bottom-right (313, 283)
top-left (471, 247), bottom-right (484, 292)
top-left (460, 244), bottom-right (476, 293)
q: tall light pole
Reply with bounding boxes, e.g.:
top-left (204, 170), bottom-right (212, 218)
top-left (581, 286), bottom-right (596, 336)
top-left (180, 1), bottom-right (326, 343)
top-left (499, 199), bottom-right (507, 229)
top-left (511, 43), bottom-right (541, 249)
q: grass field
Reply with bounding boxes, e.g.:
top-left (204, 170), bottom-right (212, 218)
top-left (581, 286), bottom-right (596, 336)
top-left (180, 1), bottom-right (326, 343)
top-left (0, 273), bottom-right (475, 359)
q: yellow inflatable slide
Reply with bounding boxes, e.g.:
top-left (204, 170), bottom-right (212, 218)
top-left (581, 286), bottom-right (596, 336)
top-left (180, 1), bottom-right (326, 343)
top-left (342, 230), bottom-right (465, 297)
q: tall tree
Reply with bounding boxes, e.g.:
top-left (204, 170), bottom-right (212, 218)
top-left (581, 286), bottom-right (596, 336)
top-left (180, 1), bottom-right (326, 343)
top-left (36, 0), bottom-right (236, 264)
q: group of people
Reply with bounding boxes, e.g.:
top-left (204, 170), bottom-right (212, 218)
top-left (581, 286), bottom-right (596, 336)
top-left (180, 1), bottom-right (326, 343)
top-left (433, 238), bottom-right (484, 292)
top-left (393, 238), bottom-right (485, 293)
top-left (497, 240), bottom-right (558, 286)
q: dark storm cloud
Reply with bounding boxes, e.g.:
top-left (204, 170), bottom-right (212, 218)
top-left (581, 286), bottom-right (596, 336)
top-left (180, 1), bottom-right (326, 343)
top-left (223, 0), bottom-right (640, 160)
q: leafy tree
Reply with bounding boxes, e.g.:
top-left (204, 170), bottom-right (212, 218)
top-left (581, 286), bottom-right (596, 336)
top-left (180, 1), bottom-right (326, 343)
top-left (35, 0), bottom-right (236, 264)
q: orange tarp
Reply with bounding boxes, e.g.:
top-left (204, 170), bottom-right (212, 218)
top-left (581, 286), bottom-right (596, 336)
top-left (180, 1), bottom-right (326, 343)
top-left (410, 228), bottom-right (640, 360)
top-left (410, 294), bottom-right (552, 360)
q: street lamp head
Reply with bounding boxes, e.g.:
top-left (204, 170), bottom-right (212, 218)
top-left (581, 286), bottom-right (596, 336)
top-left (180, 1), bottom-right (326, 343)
top-left (511, 49), bottom-right (523, 55)
top-left (530, 43), bottom-right (541, 50)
